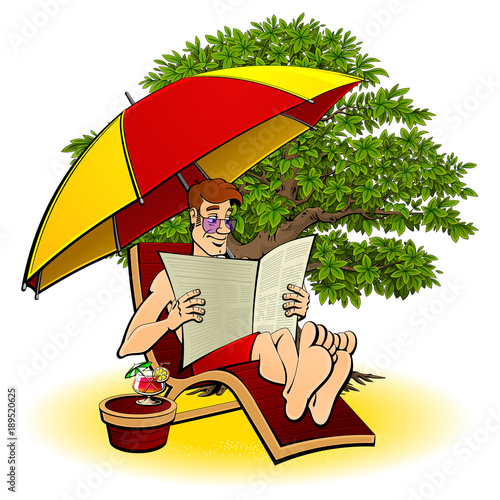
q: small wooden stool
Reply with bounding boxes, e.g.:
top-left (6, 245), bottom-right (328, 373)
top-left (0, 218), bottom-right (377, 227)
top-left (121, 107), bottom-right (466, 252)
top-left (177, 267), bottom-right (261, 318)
top-left (99, 395), bottom-right (177, 453)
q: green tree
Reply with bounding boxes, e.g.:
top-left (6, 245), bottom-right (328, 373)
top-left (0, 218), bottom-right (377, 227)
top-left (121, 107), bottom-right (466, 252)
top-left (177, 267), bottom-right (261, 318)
top-left (63, 14), bottom-right (477, 389)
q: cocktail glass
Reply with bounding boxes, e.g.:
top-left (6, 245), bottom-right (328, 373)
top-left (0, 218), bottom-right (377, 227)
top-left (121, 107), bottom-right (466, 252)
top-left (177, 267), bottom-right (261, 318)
top-left (132, 369), bottom-right (166, 406)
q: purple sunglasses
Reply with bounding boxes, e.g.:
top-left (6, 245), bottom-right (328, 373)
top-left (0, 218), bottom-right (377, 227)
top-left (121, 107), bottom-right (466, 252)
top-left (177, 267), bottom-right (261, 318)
top-left (201, 216), bottom-right (236, 233)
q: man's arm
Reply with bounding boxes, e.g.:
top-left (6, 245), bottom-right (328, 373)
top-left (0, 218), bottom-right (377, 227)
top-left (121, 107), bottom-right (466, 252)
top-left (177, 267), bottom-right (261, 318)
top-left (117, 270), bottom-right (205, 357)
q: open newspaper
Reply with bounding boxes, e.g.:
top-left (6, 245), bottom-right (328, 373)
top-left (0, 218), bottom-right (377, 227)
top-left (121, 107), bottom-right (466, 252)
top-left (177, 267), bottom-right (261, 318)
top-left (159, 236), bottom-right (314, 367)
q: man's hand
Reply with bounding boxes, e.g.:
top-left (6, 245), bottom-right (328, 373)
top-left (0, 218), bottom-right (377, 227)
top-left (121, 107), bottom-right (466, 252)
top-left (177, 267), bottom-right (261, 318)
top-left (166, 289), bottom-right (205, 331)
top-left (282, 284), bottom-right (309, 320)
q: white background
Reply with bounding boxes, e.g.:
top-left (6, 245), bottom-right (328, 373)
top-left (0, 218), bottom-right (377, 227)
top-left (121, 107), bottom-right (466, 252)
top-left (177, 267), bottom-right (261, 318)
top-left (2, 1), bottom-right (499, 499)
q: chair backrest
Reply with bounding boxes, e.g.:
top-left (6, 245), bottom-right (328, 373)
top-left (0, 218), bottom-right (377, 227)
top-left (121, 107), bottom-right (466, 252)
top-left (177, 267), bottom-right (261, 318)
top-left (128, 242), bottom-right (193, 379)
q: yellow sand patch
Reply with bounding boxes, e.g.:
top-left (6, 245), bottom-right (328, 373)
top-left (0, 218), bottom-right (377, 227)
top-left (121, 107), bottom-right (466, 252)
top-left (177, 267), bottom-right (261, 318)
top-left (29, 369), bottom-right (463, 482)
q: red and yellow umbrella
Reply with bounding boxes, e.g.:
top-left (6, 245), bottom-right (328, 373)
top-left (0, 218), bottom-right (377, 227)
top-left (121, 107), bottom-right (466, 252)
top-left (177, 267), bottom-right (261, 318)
top-left (23, 66), bottom-right (361, 298)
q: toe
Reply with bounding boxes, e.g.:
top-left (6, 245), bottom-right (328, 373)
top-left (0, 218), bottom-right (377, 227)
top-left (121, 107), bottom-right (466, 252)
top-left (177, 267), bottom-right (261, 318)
top-left (344, 330), bottom-right (357, 354)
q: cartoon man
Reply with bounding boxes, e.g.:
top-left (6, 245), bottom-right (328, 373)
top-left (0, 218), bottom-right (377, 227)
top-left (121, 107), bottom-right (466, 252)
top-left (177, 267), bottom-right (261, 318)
top-left (118, 178), bottom-right (356, 426)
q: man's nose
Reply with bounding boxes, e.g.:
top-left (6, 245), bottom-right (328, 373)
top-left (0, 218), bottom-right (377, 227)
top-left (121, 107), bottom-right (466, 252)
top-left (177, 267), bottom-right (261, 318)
top-left (217, 220), bottom-right (230, 234)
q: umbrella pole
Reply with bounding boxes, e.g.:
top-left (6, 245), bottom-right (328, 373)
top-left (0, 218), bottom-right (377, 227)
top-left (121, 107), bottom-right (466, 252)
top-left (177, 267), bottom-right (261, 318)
top-left (35, 270), bottom-right (41, 300)
top-left (176, 162), bottom-right (210, 191)
top-left (176, 173), bottom-right (189, 191)
top-left (193, 162), bottom-right (210, 180)
top-left (125, 92), bottom-right (135, 105)
top-left (281, 112), bottom-right (317, 131)
top-left (112, 215), bottom-right (122, 257)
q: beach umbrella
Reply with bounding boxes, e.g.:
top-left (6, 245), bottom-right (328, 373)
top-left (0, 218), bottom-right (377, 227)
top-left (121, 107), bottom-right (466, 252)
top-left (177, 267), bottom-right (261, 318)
top-left (23, 66), bottom-right (362, 298)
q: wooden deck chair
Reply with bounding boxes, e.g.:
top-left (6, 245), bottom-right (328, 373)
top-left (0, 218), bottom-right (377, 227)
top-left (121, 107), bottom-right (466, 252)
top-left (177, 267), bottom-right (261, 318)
top-left (128, 242), bottom-right (375, 464)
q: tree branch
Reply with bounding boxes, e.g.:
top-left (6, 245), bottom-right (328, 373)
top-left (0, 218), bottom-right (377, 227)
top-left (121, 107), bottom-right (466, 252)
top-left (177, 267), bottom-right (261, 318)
top-left (342, 372), bottom-right (384, 393)
top-left (376, 261), bottom-right (403, 270)
top-left (283, 140), bottom-right (299, 160)
top-left (374, 209), bottom-right (424, 217)
top-left (306, 262), bottom-right (321, 272)
top-left (320, 172), bottom-right (335, 179)
top-left (308, 263), bottom-right (356, 273)
top-left (307, 260), bottom-right (400, 273)
top-left (228, 203), bottom-right (423, 261)
top-left (245, 171), bottom-right (270, 186)
top-left (341, 265), bottom-right (357, 272)
top-left (295, 190), bottom-right (315, 206)
top-left (237, 183), bottom-right (250, 196)
top-left (277, 177), bottom-right (300, 202)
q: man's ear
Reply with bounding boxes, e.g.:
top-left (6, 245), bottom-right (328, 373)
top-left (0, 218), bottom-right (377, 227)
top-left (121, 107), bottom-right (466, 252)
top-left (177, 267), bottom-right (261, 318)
top-left (189, 207), bottom-right (197, 224)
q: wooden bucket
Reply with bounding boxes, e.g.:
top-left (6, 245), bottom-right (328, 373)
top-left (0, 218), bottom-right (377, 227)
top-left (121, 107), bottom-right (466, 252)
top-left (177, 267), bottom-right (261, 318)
top-left (99, 395), bottom-right (177, 453)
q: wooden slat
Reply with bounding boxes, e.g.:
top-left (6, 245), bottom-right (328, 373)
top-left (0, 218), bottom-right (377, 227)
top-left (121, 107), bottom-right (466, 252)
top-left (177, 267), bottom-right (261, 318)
top-left (152, 348), bottom-right (183, 357)
top-left (249, 386), bottom-right (282, 400)
top-left (228, 362), bottom-right (260, 373)
top-left (151, 344), bottom-right (183, 355)
top-left (139, 264), bottom-right (169, 275)
top-left (264, 406), bottom-right (355, 424)
top-left (138, 243), bottom-right (191, 263)
top-left (280, 425), bottom-right (374, 445)
top-left (223, 363), bottom-right (261, 377)
top-left (274, 417), bottom-right (368, 439)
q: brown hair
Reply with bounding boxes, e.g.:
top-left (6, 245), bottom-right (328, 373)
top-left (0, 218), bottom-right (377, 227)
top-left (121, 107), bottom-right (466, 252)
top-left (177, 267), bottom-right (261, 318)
top-left (187, 178), bottom-right (242, 210)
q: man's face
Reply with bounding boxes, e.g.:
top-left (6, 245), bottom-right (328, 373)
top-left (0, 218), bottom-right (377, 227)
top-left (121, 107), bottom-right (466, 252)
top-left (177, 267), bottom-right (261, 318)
top-left (190, 198), bottom-right (234, 256)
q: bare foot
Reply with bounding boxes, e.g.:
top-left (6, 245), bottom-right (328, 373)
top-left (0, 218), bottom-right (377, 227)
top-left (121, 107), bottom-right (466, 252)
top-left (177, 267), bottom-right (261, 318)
top-left (284, 345), bottom-right (332, 420)
top-left (308, 350), bottom-right (352, 425)
top-left (308, 330), bottom-right (356, 426)
top-left (284, 323), bottom-right (333, 421)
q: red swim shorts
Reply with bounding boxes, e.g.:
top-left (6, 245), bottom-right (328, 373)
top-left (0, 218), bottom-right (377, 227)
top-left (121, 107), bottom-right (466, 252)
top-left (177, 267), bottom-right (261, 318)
top-left (191, 332), bottom-right (260, 375)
